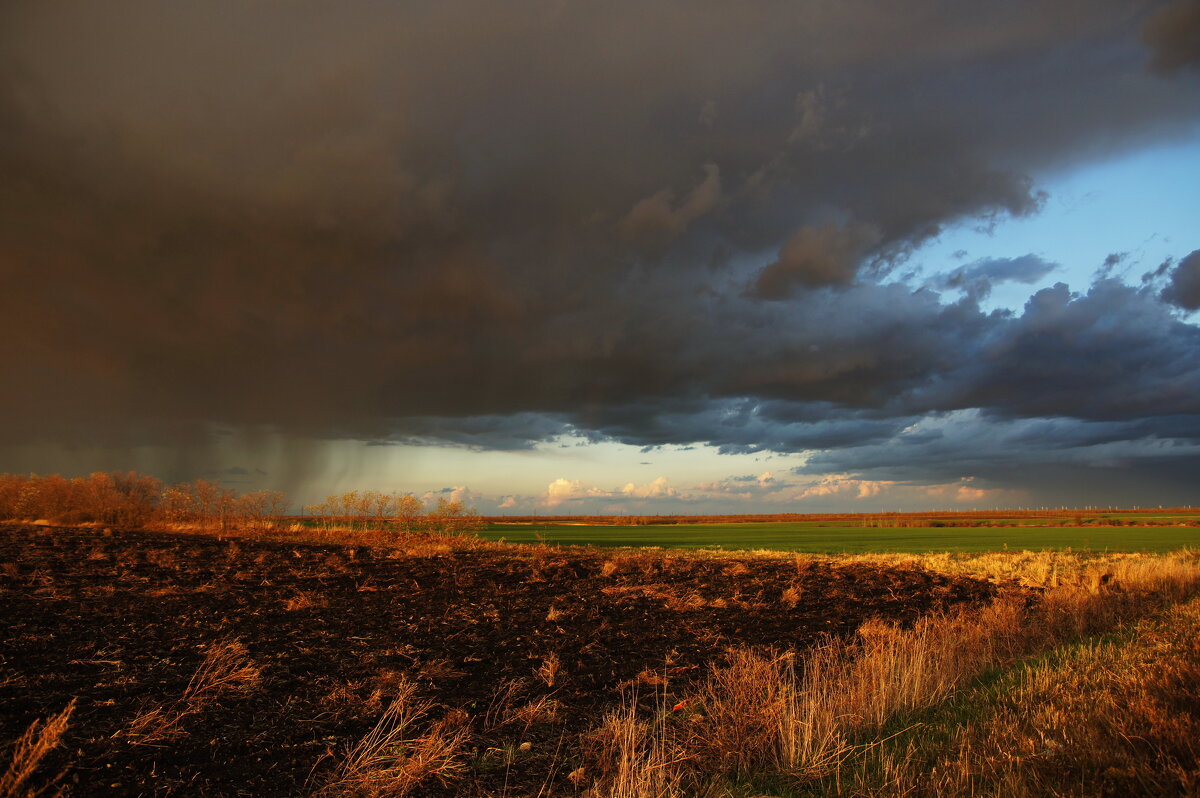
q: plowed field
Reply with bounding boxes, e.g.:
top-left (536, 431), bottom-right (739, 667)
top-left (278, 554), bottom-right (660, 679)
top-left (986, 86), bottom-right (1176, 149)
top-left (0, 524), bottom-right (1005, 796)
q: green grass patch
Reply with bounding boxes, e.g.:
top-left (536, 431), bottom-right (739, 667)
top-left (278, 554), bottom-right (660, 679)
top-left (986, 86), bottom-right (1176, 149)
top-left (480, 521), bottom-right (1200, 553)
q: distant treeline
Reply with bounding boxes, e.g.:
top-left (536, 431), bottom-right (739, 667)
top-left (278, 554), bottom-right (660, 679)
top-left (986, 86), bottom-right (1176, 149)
top-left (0, 472), bottom-right (483, 535)
top-left (0, 471), bottom-right (287, 530)
top-left (302, 491), bottom-right (482, 536)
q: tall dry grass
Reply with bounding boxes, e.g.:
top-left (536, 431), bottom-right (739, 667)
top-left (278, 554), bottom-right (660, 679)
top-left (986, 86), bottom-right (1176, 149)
top-left (584, 550), bottom-right (1200, 797)
top-left (853, 595), bottom-right (1200, 797)
top-left (0, 700), bottom-right (74, 798)
top-left (583, 694), bottom-right (691, 798)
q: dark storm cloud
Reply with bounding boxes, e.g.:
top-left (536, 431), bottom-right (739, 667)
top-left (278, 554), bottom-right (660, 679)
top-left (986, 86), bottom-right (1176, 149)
top-left (910, 280), bottom-right (1200, 421)
top-left (1143, 0), bottom-right (1200, 73)
top-left (2, 1), bottom-right (1200, 498)
top-left (375, 413), bottom-right (579, 451)
top-left (751, 222), bottom-right (882, 297)
top-left (797, 411), bottom-right (1200, 480)
top-left (1162, 250), bottom-right (1200, 310)
top-left (931, 254), bottom-right (1057, 300)
top-left (566, 397), bottom-right (916, 455)
top-left (795, 411), bottom-right (1200, 506)
top-left (528, 276), bottom-right (1200, 482)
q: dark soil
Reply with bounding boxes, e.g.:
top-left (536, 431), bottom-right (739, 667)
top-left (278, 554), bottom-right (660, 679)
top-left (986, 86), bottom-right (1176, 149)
top-left (0, 524), bottom-right (1003, 796)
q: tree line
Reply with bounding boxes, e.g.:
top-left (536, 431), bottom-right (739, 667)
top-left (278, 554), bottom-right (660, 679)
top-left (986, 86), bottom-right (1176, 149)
top-left (0, 472), bottom-right (482, 535)
top-left (303, 490), bottom-right (482, 536)
top-left (0, 471), bottom-right (288, 530)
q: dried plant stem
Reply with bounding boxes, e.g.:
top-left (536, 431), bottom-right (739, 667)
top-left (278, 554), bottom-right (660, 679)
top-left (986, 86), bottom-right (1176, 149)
top-left (316, 680), bottom-right (469, 797)
top-left (0, 699), bottom-right (75, 798)
top-left (123, 637), bottom-right (260, 745)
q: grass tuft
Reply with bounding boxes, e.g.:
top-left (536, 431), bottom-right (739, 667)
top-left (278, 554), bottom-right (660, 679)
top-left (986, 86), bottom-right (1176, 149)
top-left (0, 700), bottom-right (75, 798)
top-left (315, 680), bottom-right (469, 797)
top-left (123, 637), bottom-right (260, 745)
top-left (584, 696), bottom-right (690, 798)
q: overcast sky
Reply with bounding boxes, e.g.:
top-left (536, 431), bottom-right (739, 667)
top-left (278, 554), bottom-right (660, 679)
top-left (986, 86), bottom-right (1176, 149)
top-left (2, 0), bottom-right (1199, 513)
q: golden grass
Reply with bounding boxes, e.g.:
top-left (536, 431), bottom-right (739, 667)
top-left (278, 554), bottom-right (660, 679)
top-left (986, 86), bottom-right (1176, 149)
top-left (284, 590), bottom-right (328, 611)
top-left (507, 696), bottom-right (564, 728)
top-left (122, 637), bottom-right (260, 745)
top-left (837, 547), bottom-right (1200, 591)
top-left (850, 596), bottom-right (1200, 796)
top-left (0, 700), bottom-right (74, 798)
top-left (314, 680), bottom-right (469, 797)
top-left (537, 653), bottom-right (562, 688)
top-left (687, 649), bottom-right (846, 780)
top-left (584, 697), bottom-right (691, 798)
top-left (580, 550), bottom-right (1200, 796)
top-left (156, 519), bottom-right (500, 557)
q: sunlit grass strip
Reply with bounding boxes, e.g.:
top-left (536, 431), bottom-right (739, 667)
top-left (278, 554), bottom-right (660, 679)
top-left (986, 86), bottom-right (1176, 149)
top-left (583, 551), bottom-right (1200, 796)
top-left (843, 547), bottom-right (1200, 590)
top-left (843, 595), bottom-right (1200, 796)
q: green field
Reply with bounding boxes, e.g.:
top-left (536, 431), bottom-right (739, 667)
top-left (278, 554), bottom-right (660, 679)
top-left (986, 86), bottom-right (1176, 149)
top-left (480, 521), bottom-right (1200, 553)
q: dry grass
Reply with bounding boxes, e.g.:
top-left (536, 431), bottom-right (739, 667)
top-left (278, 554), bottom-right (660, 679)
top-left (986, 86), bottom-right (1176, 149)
top-left (839, 547), bottom-right (1200, 592)
top-left (644, 598), bottom-right (1030, 790)
top-left (536, 653), bottom-right (562, 688)
top-left (507, 696), bottom-right (564, 728)
top-left (284, 590), bottom-right (327, 611)
top-left (850, 596), bottom-right (1200, 797)
top-left (314, 680), bottom-right (469, 797)
top-left (122, 637), bottom-right (260, 745)
top-left (0, 700), bottom-right (74, 798)
top-left (579, 550), bottom-right (1200, 796)
top-left (584, 697), bottom-right (691, 798)
top-left (481, 678), bottom-right (526, 733)
top-left (687, 649), bottom-right (847, 781)
top-left (160, 518), bottom-right (500, 557)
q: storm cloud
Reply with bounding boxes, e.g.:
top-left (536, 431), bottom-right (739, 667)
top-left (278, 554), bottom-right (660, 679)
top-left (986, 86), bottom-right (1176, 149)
top-left (1162, 250), bottom-right (1200, 310)
top-left (1143, 0), bottom-right (1200, 73)
top-left (931, 254), bottom-right (1058, 301)
top-left (2, 1), bottom-right (1199, 501)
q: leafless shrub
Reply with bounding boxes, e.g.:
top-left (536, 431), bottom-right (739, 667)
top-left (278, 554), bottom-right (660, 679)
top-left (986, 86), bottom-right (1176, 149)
top-left (424, 496), bottom-right (484, 537)
top-left (0, 472), bottom-right (161, 527)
